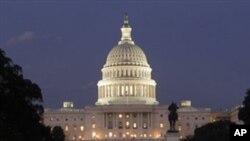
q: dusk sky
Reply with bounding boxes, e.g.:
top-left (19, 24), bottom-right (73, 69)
top-left (1, 0), bottom-right (249, 110)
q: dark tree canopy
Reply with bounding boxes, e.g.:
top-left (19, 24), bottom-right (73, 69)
top-left (238, 89), bottom-right (250, 124)
top-left (0, 48), bottom-right (51, 141)
top-left (52, 126), bottom-right (65, 141)
top-left (183, 120), bottom-right (233, 141)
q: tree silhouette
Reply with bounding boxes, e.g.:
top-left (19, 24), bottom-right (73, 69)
top-left (183, 120), bottom-right (233, 141)
top-left (52, 126), bottom-right (65, 141)
top-left (238, 89), bottom-right (250, 124)
top-left (0, 48), bottom-right (52, 141)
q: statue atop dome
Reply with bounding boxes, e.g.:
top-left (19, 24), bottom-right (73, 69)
top-left (119, 13), bottom-right (134, 45)
top-left (123, 12), bottom-right (129, 27)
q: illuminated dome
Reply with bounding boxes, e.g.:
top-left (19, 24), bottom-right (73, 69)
top-left (96, 13), bottom-right (158, 105)
top-left (105, 43), bottom-right (149, 67)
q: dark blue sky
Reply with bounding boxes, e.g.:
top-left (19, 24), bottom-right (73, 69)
top-left (1, 0), bottom-right (249, 110)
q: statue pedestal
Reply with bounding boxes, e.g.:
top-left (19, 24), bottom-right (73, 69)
top-left (167, 131), bottom-right (180, 141)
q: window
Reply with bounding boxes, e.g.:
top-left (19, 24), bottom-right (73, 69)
top-left (65, 125), bottom-right (69, 131)
top-left (92, 132), bottom-right (96, 138)
top-left (73, 125), bottom-right (77, 131)
top-left (126, 113), bottom-right (130, 119)
top-left (92, 123), bottom-right (96, 129)
top-left (118, 114), bottom-right (123, 118)
top-left (109, 132), bottom-right (113, 138)
top-left (178, 126), bottom-right (181, 131)
top-left (108, 113), bottom-right (112, 118)
top-left (108, 121), bottom-right (113, 129)
top-left (126, 121), bottom-right (130, 128)
top-left (78, 136), bottom-right (82, 140)
top-left (133, 122), bottom-right (137, 129)
top-left (133, 113), bottom-right (137, 118)
top-left (118, 121), bottom-right (123, 129)
top-left (143, 122), bottom-right (147, 129)
top-left (160, 123), bottom-right (163, 128)
top-left (80, 126), bottom-right (84, 131)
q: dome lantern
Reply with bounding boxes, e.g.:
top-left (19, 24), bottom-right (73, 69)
top-left (119, 13), bottom-right (134, 45)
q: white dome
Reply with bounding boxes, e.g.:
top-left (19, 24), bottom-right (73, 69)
top-left (96, 13), bottom-right (158, 105)
top-left (104, 42), bottom-right (149, 68)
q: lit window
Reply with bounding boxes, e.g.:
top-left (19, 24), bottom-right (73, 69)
top-left (133, 122), bottom-right (137, 129)
top-left (126, 121), bottom-right (130, 128)
top-left (92, 123), bottom-right (96, 129)
top-left (160, 123), bottom-right (164, 128)
top-left (178, 126), bottom-right (182, 131)
top-left (126, 121), bottom-right (130, 126)
top-left (65, 125), bottom-right (69, 131)
top-left (126, 114), bottom-right (130, 118)
top-left (118, 114), bottom-right (123, 118)
top-left (109, 132), bottom-right (113, 138)
top-left (143, 122), bottom-right (147, 129)
top-left (50, 118), bottom-right (53, 121)
top-left (143, 133), bottom-right (147, 138)
top-left (80, 126), bottom-right (84, 131)
top-left (92, 132), bottom-right (96, 138)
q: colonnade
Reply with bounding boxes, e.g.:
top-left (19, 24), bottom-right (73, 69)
top-left (102, 68), bottom-right (151, 79)
top-left (98, 84), bottom-right (156, 99)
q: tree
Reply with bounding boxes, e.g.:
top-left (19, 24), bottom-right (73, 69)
top-left (183, 120), bottom-right (233, 141)
top-left (0, 48), bottom-right (52, 141)
top-left (238, 89), bottom-right (250, 124)
top-left (51, 126), bottom-right (65, 141)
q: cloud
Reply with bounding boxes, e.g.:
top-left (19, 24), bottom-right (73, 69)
top-left (6, 31), bottom-right (37, 46)
top-left (81, 81), bottom-right (96, 91)
top-left (5, 31), bottom-right (63, 47)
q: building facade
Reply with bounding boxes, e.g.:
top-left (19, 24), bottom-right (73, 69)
top-left (43, 14), bottom-right (212, 141)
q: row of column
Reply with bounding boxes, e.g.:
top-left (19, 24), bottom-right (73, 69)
top-left (98, 84), bottom-right (156, 99)
top-left (104, 112), bottom-right (152, 129)
top-left (103, 69), bottom-right (151, 79)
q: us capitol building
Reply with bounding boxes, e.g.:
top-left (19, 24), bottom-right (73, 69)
top-left (44, 14), bottom-right (212, 141)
